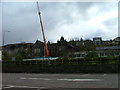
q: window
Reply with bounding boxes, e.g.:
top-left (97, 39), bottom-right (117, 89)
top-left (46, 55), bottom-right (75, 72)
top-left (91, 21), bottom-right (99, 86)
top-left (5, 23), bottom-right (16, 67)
top-left (34, 48), bottom-right (40, 53)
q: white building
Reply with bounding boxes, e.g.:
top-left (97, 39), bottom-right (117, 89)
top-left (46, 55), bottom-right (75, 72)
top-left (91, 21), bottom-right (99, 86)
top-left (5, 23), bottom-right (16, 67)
top-left (93, 37), bottom-right (102, 45)
top-left (71, 51), bottom-right (87, 58)
top-left (96, 46), bottom-right (120, 57)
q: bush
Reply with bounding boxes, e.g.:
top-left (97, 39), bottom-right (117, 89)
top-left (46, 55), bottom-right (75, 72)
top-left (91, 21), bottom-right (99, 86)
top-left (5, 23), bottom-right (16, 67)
top-left (85, 51), bottom-right (98, 59)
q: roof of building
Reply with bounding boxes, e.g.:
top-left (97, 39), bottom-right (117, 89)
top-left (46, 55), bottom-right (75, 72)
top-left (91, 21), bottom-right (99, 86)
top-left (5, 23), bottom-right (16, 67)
top-left (96, 46), bottom-right (120, 50)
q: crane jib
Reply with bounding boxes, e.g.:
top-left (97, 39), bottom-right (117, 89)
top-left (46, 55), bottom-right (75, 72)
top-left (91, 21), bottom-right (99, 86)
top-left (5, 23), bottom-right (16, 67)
top-left (36, 2), bottom-right (50, 57)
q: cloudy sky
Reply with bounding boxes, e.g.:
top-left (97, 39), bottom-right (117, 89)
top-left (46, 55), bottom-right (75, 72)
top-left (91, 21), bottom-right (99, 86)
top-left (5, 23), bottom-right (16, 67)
top-left (1, 1), bottom-right (119, 45)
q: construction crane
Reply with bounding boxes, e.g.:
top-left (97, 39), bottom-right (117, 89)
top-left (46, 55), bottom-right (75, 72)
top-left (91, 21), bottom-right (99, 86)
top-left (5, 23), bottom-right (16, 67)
top-left (37, 2), bottom-right (50, 57)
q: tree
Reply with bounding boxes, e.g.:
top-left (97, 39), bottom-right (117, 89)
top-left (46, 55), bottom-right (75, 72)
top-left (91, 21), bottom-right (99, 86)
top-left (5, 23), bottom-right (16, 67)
top-left (85, 51), bottom-right (98, 59)
top-left (2, 51), bottom-right (11, 61)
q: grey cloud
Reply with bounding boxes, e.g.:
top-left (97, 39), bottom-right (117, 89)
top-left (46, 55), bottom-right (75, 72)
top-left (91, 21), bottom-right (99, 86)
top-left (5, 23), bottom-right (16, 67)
top-left (39, 2), bottom-right (93, 32)
top-left (103, 17), bottom-right (117, 26)
top-left (0, 3), bottom-right (2, 46)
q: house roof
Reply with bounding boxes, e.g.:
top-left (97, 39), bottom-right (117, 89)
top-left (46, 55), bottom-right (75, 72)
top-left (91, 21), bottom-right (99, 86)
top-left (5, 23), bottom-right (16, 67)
top-left (96, 46), bottom-right (120, 50)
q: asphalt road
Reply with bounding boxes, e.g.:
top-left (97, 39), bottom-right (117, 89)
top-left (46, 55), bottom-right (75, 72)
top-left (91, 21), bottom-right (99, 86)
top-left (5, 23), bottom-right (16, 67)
top-left (2, 73), bottom-right (119, 90)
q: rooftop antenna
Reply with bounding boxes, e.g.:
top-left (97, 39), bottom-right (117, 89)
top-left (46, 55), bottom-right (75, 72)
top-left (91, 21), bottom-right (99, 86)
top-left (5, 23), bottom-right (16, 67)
top-left (36, 1), bottom-right (50, 57)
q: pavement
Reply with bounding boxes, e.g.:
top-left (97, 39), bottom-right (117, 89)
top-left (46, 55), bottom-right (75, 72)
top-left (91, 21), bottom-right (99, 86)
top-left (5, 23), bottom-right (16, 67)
top-left (2, 73), bottom-right (119, 90)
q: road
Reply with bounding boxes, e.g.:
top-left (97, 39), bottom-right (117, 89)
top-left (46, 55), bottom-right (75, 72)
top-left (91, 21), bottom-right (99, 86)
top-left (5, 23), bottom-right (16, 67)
top-left (2, 73), bottom-right (119, 90)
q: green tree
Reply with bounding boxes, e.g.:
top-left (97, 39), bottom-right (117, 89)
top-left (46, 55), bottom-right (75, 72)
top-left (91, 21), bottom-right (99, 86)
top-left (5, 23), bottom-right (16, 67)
top-left (85, 51), bottom-right (98, 59)
top-left (2, 51), bottom-right (11, 61)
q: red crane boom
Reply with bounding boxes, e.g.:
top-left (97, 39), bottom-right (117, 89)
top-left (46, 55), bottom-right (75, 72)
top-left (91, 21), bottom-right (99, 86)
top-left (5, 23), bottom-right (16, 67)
top-left (37, 2), bottom-right (50, 57)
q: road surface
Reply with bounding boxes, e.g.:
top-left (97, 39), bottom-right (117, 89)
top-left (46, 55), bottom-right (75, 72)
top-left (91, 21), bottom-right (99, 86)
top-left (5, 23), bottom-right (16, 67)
top-left (2, 73), bottom-right (119, 90)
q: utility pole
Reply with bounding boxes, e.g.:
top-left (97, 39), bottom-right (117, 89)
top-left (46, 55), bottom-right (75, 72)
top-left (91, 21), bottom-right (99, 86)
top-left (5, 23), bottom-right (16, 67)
top-left (3, 31), bottom-right (10, 46)
top-left (36, 2), bottom-right (50, 57)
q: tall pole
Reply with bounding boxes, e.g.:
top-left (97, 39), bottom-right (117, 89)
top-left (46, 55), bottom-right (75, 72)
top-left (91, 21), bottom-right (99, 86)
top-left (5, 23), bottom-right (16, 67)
top-left (2, 31), bottom-right (10, 46)
top-left (37, 2), bottom-right (50, 57)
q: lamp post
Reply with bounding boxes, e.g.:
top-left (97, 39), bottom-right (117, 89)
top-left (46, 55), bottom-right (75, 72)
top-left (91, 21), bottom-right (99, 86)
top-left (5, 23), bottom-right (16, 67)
top-left (2, 31), bottom-right (10, 46)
